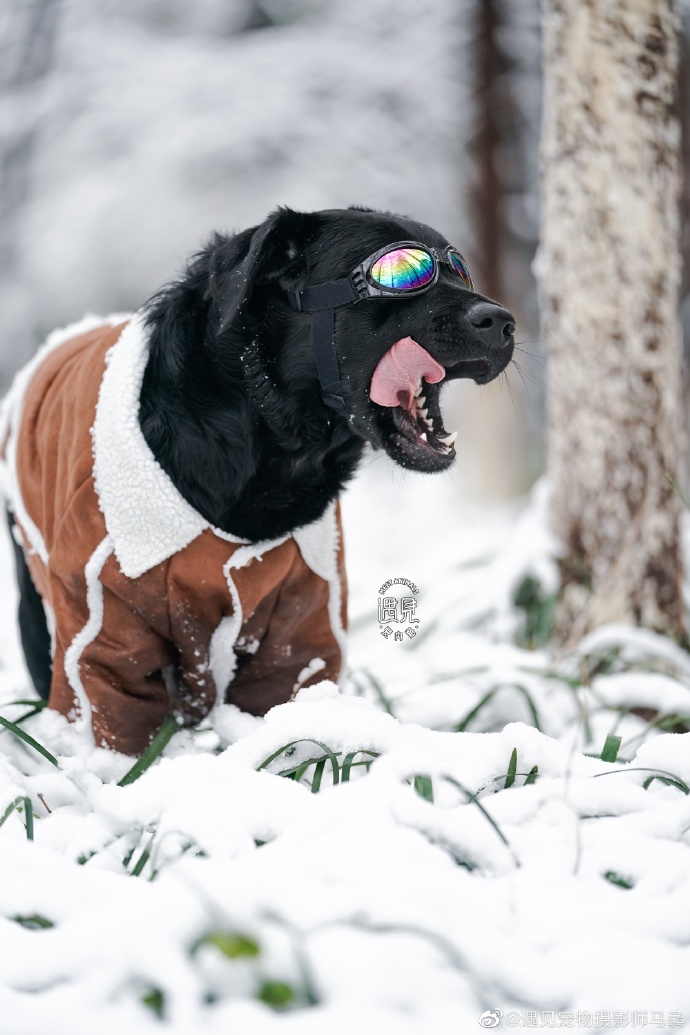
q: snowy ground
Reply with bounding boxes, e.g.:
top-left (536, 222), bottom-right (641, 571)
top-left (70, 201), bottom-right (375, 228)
top-left (1, 457), bottom-right (690, 1034)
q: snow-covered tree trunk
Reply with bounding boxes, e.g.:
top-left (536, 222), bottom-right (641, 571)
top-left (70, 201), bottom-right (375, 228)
top-left (539, 0), bottom-right (686, 642)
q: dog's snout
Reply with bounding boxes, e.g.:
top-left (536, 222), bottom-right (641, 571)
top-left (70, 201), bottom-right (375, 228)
top-left (466, 302), bottom-right (515, 349)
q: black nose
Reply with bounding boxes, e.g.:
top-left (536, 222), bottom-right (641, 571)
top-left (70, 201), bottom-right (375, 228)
top-left (466, 301), bottom-right (515, 349)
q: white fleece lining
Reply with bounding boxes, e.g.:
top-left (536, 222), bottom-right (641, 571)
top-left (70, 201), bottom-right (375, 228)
top-left (93, 313), bottom-right (240, 578)
top-left (207, 535), bottom-right (289, 716)
top-left (208, 571), bottom-right (242, 705)
top-left (63, 534), bottom-right (114, 742)
top-left (293, 501), bottom-right (347, 675)
top-left (0, 314), bottom-right (130, 561)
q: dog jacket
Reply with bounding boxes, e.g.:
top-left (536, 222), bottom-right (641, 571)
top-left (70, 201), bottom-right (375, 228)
top-left (0, 314), bottom-right (347, 755)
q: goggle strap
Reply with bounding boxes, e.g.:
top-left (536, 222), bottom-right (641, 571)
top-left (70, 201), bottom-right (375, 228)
top-left (289, 278), bottom-right (358, 313)
top-left (286, 279), bottom-right (352, 413)
top-left (312, 307), bottom-right (347, 413)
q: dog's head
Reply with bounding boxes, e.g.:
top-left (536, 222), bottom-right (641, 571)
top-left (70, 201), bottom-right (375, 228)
top-left (209, 206), bottom-right (515, 474)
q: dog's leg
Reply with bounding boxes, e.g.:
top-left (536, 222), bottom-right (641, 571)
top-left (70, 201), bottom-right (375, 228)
top-left (6, 510), bottom-right (52, 700)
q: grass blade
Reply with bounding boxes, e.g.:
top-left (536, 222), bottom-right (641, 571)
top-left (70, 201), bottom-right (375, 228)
top-left (478, 769), bottom-right (540, 793)
top-left (24, 797), bottom-right (34, 840)
top-left (593, 766), bottom-right (689, 794)
top-left (281, 756), bottom-right (327, 781)
top-left (310, 758), bottom-right (327, 793)
top-left (141, 988), bottom-right (165, 1019)
top-left (278, 754), bottom-right (328, 779)
top-left (455, 689), bottom-right (497, 733)
top-left (118, 714), bottom-right (179, 787)
top-left (413, 775), bottom-right (434, 803)
top-left (361, 669), bottom-right (395, 716)
top-left (643, 774), bottom-right (689, 794)
top-left (604, 870), bottom-right (634, 889)
top-left (442, 775), bottom-right (517, 864)
top-left (198, 931), bottom-right (260, 958)
top-left (13, 914), bottom-right (54, 929)
top-left (0, 799), bottom-right (19, 831)
top-left (0, 715), bottom-right (58, 767)
top-left (0, 796), bottom-right (34, 839)
top-left (1, 699), bottom-right (48, 711)
top-left (341, 749), bottom-right (379, 782)
top-left (1, 799), bottom-right (18, 831)
top-left (456, 679), bottom-right (541, 733)
top-left (12, 706), bottom-right (47, 724)
top-left (130, 831), bottom-right (156, 877)
top-left (600, 734), bottom-right (621, 763)
top-left (258, 739), bottom-right (340, 786)
top-left (512, 684), bottom-right (541, 731)
top-left (504, 748), bottom-right (518, 789)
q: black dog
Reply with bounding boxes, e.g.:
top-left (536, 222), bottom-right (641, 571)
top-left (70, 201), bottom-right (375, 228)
top-left (6, 205), bottom-right (515, 740)
top-left (140, 205), bottom-right (515, 541)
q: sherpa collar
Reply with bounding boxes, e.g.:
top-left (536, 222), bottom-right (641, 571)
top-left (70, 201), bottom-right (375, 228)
top-left (92, 313), bottom-right (251, 579)
top-left (92, 314), bottom-right (341, 584)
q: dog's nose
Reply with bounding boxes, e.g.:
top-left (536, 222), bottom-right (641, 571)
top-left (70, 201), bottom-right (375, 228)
top-left (466, 301), bottom-right (515, 349)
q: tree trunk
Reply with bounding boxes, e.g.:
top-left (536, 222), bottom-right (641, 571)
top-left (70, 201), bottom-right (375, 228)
top-left (471, 0), bottom-right (509, 304)
top-left (539, 0), bottom-right (685, 641)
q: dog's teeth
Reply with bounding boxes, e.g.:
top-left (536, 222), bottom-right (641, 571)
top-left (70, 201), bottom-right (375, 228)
top-left (419, 408), bottom-right (428, 419)
top-left (417, 396), bottom-right (426, 407)
top-left (420, 432), bottom-right (428, 443)
top-left (414, 386), bottom-right (423, 398)
top-left (424, 417), bottom-right (433, 430)
top-left (439, 431), bottom-right (458, 447)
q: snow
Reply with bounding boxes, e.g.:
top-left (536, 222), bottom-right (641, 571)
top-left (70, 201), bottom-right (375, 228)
top-left (1, 4), bottom-right (688, 1019)
top-left (1, 458), bottom-right (690, 1032)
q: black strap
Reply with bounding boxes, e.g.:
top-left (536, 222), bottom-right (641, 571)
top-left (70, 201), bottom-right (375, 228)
top-left (288, 278), bottom-right (357, 313)
top-left (287, 278), bottom-right (356, 413)
top-left (311, 308), bottom-right (346, 413)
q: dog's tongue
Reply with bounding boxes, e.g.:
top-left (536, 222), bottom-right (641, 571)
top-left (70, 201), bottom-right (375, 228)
top-left (370, 337), bottom-right (445, 409)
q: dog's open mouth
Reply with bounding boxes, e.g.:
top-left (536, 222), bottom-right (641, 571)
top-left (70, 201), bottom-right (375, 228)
top-left (369, 337), bottom-right (458, 471)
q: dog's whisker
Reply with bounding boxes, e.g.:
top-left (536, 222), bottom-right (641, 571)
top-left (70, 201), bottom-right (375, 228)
top-left (514, 346), bottom-right (547, 369)
top-left (501, 368), bottom-right (520, 415)
top-left (511, 359), bottom-right (539, 389)
top-left (509, 360), bottom-right (535, 404)
top-left (514, 332), bottom-right (551, 346)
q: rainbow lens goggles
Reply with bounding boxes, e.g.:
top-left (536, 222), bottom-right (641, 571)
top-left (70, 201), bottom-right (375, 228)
top-left (366, 241), bottom-right (473, 294)
top-left (288, 241), bottom-right (473, 313)
top-left (286, 240), bottom-right (474, 413)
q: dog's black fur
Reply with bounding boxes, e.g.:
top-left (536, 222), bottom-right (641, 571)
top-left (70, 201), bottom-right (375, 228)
top-left (11, 205), bottom-right (515, 702)
top-left (139, 206), bottom-right (515, 541)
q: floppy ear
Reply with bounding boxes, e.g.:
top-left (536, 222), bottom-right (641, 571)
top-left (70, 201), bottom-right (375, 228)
top-left (210, 208), bottom-right (313, 334)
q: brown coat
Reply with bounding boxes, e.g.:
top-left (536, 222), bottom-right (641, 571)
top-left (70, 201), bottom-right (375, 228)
top-left (0, 315), bottom-right (347, 755)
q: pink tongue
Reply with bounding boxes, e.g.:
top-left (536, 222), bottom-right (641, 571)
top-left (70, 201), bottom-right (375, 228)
top-left (370, 337), bottom-right (445, 409)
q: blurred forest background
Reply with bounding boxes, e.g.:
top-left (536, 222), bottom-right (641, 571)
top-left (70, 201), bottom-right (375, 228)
top-left (1, 0), bottom-right (689, 500)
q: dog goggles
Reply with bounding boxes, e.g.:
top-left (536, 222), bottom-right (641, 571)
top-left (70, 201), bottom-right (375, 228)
top-left (287, 241), bottom-right (474, 412)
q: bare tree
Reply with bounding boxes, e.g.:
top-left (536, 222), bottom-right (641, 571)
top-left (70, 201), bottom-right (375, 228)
top-left (539, 0), bottom-right (685, 641)
top-left (471, 0), bottom-right (511, 304)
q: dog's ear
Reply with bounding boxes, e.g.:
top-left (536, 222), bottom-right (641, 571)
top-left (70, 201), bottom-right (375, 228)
top-left (209, 208), bottom-right (314, 334)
